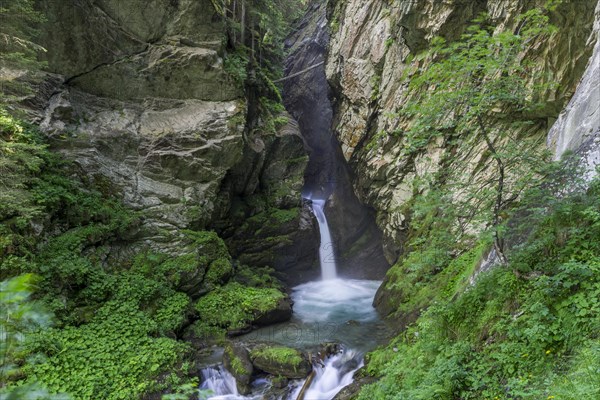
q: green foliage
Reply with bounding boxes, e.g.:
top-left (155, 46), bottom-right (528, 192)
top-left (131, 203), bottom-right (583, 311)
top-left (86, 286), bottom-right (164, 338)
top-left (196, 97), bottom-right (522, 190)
top-left (215, 0), bottom-right (305, 136)
top-left (370, 74), bottom-right (382, 102)
top-left (224, 344), bottom-right (252, 377)
top-left (385, 7), bottom-right (558, 258)
top-left (224, 50), bottom-right (248, 86)
top-left (0, 114), bottom-right (218, 398)
top-left (1, 274), bottom-right (54, 396)
top-left (234, 265), bottom-right (283, 289)
top-left (23, 300), bottom-right (188, 400)
top-left (195, 282), bottom-right (285, 330)
top-left (359, 174), bottom-right (600, 399)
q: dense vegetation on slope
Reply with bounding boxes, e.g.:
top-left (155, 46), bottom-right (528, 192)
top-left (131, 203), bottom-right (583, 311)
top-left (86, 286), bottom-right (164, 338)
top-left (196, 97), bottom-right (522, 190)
top-left (216, 0), bottom-right (308, 132)
top-left (359, 3), bottom-right (600, 399)
top-left (0, 1), bottom-right (306, 399)
top-left (360, 168), bottom-right (600, 399)
top-left (0, 108), bottom-right (293, 399)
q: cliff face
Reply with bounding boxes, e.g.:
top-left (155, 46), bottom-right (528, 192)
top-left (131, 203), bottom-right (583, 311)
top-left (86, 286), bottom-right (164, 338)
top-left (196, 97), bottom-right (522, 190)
top-left (547, 0), bottom-right (600, 180)
top-left (325, 0), bottom-right (599, 265)
top-left (30, 0), bottom-right (318, 275)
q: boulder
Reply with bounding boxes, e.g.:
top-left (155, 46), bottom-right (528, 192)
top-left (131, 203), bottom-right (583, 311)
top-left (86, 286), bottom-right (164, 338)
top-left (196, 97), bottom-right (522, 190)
top-left (253, 296), bottom-right (293, 327)
top-left (222, 343), bottom-right (254, 395)
top-left (249, 344), bottom-right (312, 379)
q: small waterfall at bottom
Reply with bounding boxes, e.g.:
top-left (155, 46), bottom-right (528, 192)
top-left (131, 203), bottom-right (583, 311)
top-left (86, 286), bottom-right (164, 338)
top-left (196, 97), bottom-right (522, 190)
top-left (309, 198), bottom-right (337, 280)
top-left (291, 349), bottom-right (363, 400)
top-left (199, 349), bottom-right (362, 400)
top-left (199, 366), bottom-right (242, 399)
top-left (198, 280), bottom-right (384, 400)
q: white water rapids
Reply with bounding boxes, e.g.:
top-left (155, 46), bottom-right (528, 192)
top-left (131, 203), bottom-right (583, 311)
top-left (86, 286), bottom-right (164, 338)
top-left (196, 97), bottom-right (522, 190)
top-left (199, 199), bottom-right (383, 400)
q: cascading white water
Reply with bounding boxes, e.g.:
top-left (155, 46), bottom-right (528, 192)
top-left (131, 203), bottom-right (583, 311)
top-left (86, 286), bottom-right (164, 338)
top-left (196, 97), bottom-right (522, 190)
top-left (310, 199), bottom-right (337, 280)
top-left (200, 366), bottom-right (243, 400)
top-left (290, 349), bottom-right (363, 400)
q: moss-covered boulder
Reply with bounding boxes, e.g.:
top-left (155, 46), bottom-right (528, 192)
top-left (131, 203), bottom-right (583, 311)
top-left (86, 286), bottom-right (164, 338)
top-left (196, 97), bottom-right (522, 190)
top-left (249, 345), bottom-right (311, 379)
top-left (158, 231), bottom-right (233, 298)
top-left (195, 282), bottom-right (291, 335)
top-left (223, 343), bottom-right (254, 394)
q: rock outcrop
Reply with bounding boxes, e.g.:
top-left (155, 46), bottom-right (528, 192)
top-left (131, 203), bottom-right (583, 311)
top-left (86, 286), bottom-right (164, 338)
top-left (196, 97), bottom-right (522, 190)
top-left (547, 1), bottom-right (600, 181)
top-left (249, 344), bottom-right (312, 379)
top-left (324, 0), bottom-right (598, 265)
top-left (223, 343), bottom-right (254, 394)
top-left (28, 0), bottom-right (317, 274)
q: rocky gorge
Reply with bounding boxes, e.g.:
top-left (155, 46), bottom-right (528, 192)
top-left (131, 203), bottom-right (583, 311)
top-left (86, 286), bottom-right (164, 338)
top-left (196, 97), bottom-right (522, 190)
top-left (1, 0), bottom-right (599, 399)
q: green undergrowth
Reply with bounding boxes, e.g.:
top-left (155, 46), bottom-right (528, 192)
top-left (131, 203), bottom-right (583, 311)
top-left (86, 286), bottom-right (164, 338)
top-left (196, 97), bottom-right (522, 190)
top-left (359, 176), bottom-right (600, 399)
top-left (0, 112), bottom-right (287, 399)
top-left (383, 240), bottom-right (490, 319)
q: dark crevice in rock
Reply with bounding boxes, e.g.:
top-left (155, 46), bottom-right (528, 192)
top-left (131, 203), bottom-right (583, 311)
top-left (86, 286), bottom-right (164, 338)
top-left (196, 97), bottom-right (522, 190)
top-left (63, 45), bottom-right (151, 85)
top-left (283, 0), bottom-right (389, 280)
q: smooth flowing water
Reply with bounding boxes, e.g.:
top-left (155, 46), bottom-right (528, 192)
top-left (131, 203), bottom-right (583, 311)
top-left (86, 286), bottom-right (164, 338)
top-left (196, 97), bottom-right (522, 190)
top-left (310, 199), bottom-right (337, 280)
top-left (200, 279), bottom-right (387, 399)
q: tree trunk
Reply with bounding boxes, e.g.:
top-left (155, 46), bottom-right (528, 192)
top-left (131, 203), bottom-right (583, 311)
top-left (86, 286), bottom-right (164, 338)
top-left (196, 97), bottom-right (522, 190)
top-left (477, 115), bottom-right (508, 264)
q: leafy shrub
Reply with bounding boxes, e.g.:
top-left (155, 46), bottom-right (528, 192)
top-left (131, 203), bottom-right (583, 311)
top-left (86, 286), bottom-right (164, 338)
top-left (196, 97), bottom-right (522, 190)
top-left (359, 175), bottom-right (600, 399)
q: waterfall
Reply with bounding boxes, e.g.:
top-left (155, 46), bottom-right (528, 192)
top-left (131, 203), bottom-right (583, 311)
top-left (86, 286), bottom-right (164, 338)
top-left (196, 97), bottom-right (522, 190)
top-left (200, 366), bottom-right (243, 399)
top-left (310, 199), bottom-right (337, 280)
top-left (200, 351), bottom-right (362, 400)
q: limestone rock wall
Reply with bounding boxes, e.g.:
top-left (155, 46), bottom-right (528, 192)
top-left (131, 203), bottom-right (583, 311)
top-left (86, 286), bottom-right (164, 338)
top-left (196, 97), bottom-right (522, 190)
top-left (283, 0), bottom-right (390, 280)
top-left (325, 0), bottom-right (598, 263)
top-left (547, 1), bottom-right (600, 180)
top-left (31, 0), bottom-right (317, 272)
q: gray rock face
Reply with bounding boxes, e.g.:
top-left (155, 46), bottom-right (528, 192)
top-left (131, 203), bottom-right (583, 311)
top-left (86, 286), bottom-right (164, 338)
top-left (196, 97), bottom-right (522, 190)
top-left (325, 0), bottom-right (598, 264)
top-left (323, 0), bottom-right (599, 321)
top-left (30, 0), bottom-right (316, 271)
top-left (41, 89), bottom-right (245, 252)
top-left (547, 1), bottom-right (600, 181)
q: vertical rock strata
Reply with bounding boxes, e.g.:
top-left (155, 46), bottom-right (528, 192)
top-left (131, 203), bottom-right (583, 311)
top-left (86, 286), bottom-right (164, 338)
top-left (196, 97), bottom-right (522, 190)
top-left (325, 0), bottom-right (598, 264)
top-left (284, 1), bottom-right (390, 280)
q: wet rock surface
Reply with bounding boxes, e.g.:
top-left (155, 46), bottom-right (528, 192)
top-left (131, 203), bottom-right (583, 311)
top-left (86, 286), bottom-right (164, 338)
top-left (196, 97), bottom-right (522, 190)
top-left (249, 344), bottom-right (312, 379)
top-left (223, 343), bottom-right (254, 394)
top-left (324, 0), bottom-right (599, 316)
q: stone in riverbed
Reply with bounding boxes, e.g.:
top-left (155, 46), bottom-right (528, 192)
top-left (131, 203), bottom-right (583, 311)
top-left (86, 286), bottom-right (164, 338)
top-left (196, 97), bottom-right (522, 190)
top-left (223, 342), bottom-right (254, 395)
top-left (253, 296), bottom-right (293, 327)
top-left (249, 344), bottom-right (312, 379)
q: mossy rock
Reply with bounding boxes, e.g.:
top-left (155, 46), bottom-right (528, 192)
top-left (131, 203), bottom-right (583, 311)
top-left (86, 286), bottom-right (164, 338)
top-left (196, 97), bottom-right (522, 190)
top-left (223, 343), bottom-right (254, 394)
top-left (249, 344), bottom-right (311, 379)
top-left (159, 253), bottom-right (207, 297)
top-left (156, 231), bottom-right (234, 298)
top-left (203, 257), bottom-right (234, 290)
top-left (181, 321), bottom-right (226, 348)
top-left (194, 282), bottom-right (290, 334)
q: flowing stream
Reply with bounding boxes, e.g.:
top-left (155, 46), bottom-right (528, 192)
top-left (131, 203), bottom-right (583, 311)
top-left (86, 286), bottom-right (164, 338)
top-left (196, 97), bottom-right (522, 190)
top-left (199, 278), bottom-right (384, 399)
top-left (198, 201), bottom-right (387, 399)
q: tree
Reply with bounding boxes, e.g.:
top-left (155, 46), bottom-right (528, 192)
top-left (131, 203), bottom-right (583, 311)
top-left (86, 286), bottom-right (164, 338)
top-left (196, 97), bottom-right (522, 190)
top-left (0, 0), bottom-right (46, 104)
top-left (396, 6), bottom-right (558, 262)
